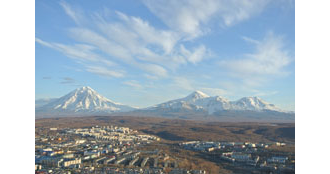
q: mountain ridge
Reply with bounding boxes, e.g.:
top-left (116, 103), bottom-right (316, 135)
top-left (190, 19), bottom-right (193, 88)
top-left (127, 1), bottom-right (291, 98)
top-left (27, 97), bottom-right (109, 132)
top-left (147, 91), bottom-right (288, 114)
top-left (36, 87), bottom-right (294, 121)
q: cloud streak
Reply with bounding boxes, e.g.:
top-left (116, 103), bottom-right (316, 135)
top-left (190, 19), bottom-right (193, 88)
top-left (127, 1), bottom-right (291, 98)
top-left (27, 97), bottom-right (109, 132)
top-left (86, 66), bottom-right (125, 78)
top-left (59, 1), bottom-right (84, 25)
top-left (218, 32), bottom-right (293, 86)
top-left (37, 1), bottom-right (247, 79)
top-left (36, 38), bottom-right (123, 78)
top-left (35, 38), bottom-right (117, 67)
top-left (42, 76), bottom-right (52, 80)
top-left (143, 0), bottom-right (270, 39)
top-left (200, 87), bottom-right (230, 96)
top-left (122, 80), bottom-right (143, 89)
top-left (60, 77), bottom-right (76, 84)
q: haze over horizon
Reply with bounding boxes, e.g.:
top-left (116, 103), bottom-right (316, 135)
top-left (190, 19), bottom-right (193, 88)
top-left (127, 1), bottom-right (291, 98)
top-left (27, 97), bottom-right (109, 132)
top-left (36, 0), bottom-right (295, 111)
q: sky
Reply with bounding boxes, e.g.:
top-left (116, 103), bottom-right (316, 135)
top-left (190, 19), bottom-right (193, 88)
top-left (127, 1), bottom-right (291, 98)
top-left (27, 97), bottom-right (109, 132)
top-left (35, 0), bottom-right (295, 111)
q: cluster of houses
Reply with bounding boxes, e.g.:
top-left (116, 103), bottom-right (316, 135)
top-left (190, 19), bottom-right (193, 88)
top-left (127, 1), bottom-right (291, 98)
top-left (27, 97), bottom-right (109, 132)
top-left (180, 141), bottom-right (270, 152)
top-left (179, 140), bottom-right (294, 173)
top-left (221, 152), bottom-right (259, 166)
top-left (35, 126), bottom-right (159, 172)
top-left (35, 126), bottom-right (207, 174)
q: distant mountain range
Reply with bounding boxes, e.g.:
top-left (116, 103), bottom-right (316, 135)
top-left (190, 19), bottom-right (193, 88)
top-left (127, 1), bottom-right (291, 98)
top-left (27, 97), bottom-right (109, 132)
top-left (36, 86), bottom-right (294, 122)
top-left (145, 90), bottom-right (288, 114)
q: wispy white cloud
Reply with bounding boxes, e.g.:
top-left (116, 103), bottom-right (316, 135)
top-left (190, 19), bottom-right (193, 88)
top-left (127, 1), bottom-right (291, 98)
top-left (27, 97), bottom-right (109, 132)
top-left (58, 5), bottom-right (216, 77)
top-left (253, 90), bottom-right (278, 97)
top-left (37, 1), bottom-right (274, 80)
top-left (60, 77), bottom-right (75, 84)
top-left (36, 38), bottom-right (125, 78)
top-left (68, 25), bottom-right (170, 77)
top-left (143, 74), bottom-right (159, 80)
top-left (68, 28), bottom-right (133, 62)
top-left (218, 32), bottom-right (293, 86)
top-left (62, 65), bottom-right (83, 72)
top-left (35, 38), bottom-right (53, 47)
top-left (135, 63), bottom-right (168, 78)
top-left (122, 80), bottom-right (143, 89)
top-left (143, 0), bottom-right (270, 39)
top-left (112, 11), bottom-right (180, 54)
top-left (59, 1), bottom-right (84, 25)
top-left (59, 77), bottom-right (82, 86)
top-left (86, 66), bottom-right (125, 78)
top-left (200, 87), bottom-right (230, 96)
top-left (171, 77), bottom-right (195, 91)
top-left (219, 0), bottom-right (270, 27)
top-left (215, 81), bottom-right (279, 98)
top-left (36, 1), bottom-right (289, 91)
top-left (241, 36), bottom-right (260, 44)
top-left (42, 76), bottom-right (52, 80)
top-left (180, 44), bottom-right (210, 64)
top-left (35, 38), bottom-right (117, 66)
top-left (143, 0), bottom-right (219, 39)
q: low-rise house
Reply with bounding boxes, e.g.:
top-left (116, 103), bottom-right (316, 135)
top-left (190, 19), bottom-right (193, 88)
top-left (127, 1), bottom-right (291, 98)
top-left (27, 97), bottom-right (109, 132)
top-left (84, 150), bottom-right (100, 157)
top-left (141, 157), bottom-right (149, 167)
top-left (62, 158), bottom-right (81, 167)
top-left (104, 156), bottom-right (116, 164)
top-left (207, 147), bottom-right (215, 152)
top-left (232, 152), bottom-right (251, 162)
top-left (129, 157), bottom-right (139, 166)
top-left (114, 157), bottom-right (126, 164)
top-left (234, 144), bottom-right (245, 149)
top-left (267, 156), bottom-right (288, 164)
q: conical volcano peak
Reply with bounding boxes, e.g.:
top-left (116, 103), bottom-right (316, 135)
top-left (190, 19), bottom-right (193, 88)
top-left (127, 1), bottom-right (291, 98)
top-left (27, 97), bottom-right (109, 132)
top-left (70, 86), bottom-right (99, 97)
top-left (36, 86), bottom-right (135, 116)
top-left (80, 86), bottom-right (93, 90)
top-left (75, 86), bottom-right (95, 92)
top-left (188, 90), bottom-right (209, 98)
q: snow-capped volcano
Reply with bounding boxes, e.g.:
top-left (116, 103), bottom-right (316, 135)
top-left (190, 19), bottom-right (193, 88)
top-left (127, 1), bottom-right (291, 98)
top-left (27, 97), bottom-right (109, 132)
top-left (36, 86), bottom-right (135, 117)
top-left (36, 88), bottom-right (293, 121)
top-left (184, 90), bottom-right (210, 102)
top-left (232, 97), bottom-right (280, 111)
top-left (147, 90), bottom-right (209, 111)
top-left (148, 91), bottom-right (284, 114)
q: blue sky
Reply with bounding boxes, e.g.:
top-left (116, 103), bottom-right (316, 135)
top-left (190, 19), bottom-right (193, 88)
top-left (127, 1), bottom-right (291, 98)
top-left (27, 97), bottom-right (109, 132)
top-left (35, 0), bottom-right (295, 111)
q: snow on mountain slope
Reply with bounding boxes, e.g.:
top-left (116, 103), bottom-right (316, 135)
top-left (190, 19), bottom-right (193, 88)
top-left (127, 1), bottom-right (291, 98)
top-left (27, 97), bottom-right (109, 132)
top-left (36, 88), bottom-right (292, 119)
top-left (148, 91), bottom-right (209, 110)
top-left (148, 91), bottom-right (286, 114)
top-left (205, 96), bottom-right (232, 114)
top-left (183, 90), bottom-right (210, 102)
top-left (36, 86), bottom-right (136, 116)
top-left (232, 97), bottom-right (281, 111)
